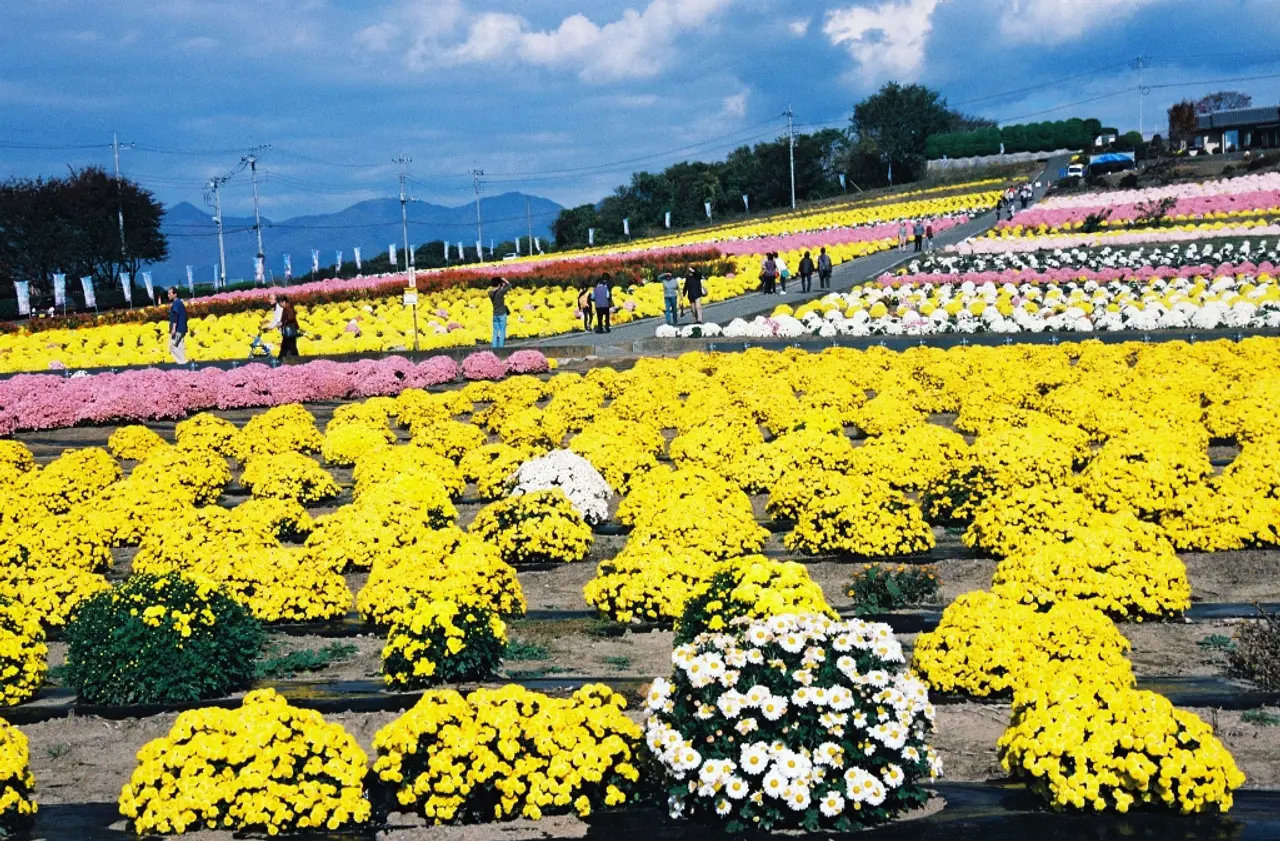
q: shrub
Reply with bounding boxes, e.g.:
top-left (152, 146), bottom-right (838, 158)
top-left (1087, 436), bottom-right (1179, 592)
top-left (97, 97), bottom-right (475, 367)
top-left (0, 565), bottom-right (109, 630)
top-left (382, 600), bottom-right (506, 689)
top-left (320, 424), bottom-right (395, 467)
top-left (505, 350), bottom-right (550, 375)
top-left (584, 546), bottom-right (726, 625)
top-left (469, 489), bottom-right (593, 566)
top-left (411, 419), bottom-right (487, 462)
top-left (674, 559), bottom-right (833, 645)
top-left (509, 449), bottom-right (614, 524)
top-left (845, 564), bottom-right (941, 615)
top-left (64, 574), bottom-right (265, 705)
top-left (372, 684), bottom-right (641, 823)
top-left (240, 451), bottom-right (341, 503)
top-left (784, 478), bottom-right (934, 558)
top-left (1229, 606), bottom-right (1280, 690)
top-left (461, 351), bottom-right (508, 381)
top-left (999, 673), bottom-right (1245, 813)
top-left (0, 598), bottom-right (47, 707)
top-left (131, 445), bottom-right (232, 506)
top-left (27, 447), bottom-right (120, 514)
top-left (108, 425), bottom-right (168, 460)
top-left (0, 442), bottom-right (34, 487)
top-left (0, 720), bottom-right (36, 835)
top-left (647, 613), bottom-right (940, 833)
top-left (227, 404), bottom-right (323, 463)
top-left (911, 592), bottom-right (1132, 698)
top-left (459, 443), bottom-right (529, 500)
top-left (353, 445), bottom-right (465, 500)
top-left (119, 689), bottom-right (370, 834)
top-left (174, 412), bottom-right (238, 455)
top-left (230, 496), bottom-right (315, 542)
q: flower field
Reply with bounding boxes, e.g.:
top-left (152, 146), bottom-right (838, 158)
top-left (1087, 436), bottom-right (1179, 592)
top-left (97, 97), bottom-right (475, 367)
top-left (0, 178), bottom-right (1009, 374)
top-left (0, 339), bottom-right (1278, 836)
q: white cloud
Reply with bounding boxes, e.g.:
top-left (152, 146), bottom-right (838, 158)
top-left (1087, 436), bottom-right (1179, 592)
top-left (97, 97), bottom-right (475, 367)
top-left (721, 92), bottom-right (748, 118)
top-left (999, 0), bottom-right (1169, 44)
top-left (377, 0), bottom-right (736, 82)
top-left (823, 0), bottom-right (946, 83)
top-left (788, 18), bottom-right (811, 37)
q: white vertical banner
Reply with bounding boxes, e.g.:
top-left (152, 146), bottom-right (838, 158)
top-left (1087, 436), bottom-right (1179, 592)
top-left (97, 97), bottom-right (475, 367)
top-left (141, 271), bottom-right (154, 302)
top-left (476, 240), bottom-right (483, 260)
top-left (515, 237), bottom-right (521, 255)
top-left (119, 272), bottom-right (133, 305)
top-left (623, 218), bottom-right (630, 237)
top-left (408, 244), bottom-right (415, 268)
top-left (705, 201), bottom-right (713, 220)
top-left (664, 211), bottom-right (671, 229)
top-left (388, 243), bottom-right (397, 267)
top-left (354, 247), bottom-right (362, 272)
top-left (254, 257), bottom-right (265, 284)
top-left (457, 242), bottom-right (464, 260)
top-left (80, 276), bottom-right (97, 309)
top-left (588, 228), bottom-right (595, 246)
top-left (185, 266), bottom-right (195, 295)
top-left (838, 173), bottom-right (847, 191)
top-left (335, 250), bottom-right (343, 270)
top-left (52, 274), bottom-right (66, 308)
top-left (742, 194), bottom-right (750, 212)
top-left (534, 237), bottom-right (542, 253)
top-left (444, 241), bottom-right (450, 260)
top-left (311, 250), bottom-right (320, 274)
top-left (213, 264), bottom-right (219, 287)
top-left (283, 254), bottom-right (292, 281)
top-left (13, 281), bottom-right (30, 316)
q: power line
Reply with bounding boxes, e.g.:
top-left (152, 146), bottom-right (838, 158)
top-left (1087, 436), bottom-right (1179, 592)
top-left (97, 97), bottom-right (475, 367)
top-left (1147, 71), bottom-right (1280, 90)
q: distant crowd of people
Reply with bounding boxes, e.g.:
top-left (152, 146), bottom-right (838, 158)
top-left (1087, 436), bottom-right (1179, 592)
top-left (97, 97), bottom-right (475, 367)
top-left (996, 183), bottom-right (1036, 221)
top-left (897, 220), bottom-right (936, 253)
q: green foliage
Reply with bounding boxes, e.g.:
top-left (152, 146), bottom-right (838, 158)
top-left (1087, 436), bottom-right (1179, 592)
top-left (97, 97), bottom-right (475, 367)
top-left (1197, 634), bottom-right (1236, 652)
top-left (64, 574), bottom-right (266, 705)
top-left (602, 655), bottom-right (632, 671)
top-left (254, 642), bottom-right (358, 679)
top-left (1242, 709), bottom-right (1280, 726)
top-left (845, 564), bottom-right (941, 615)
top-left (926, 117), bottom-right (1101, 159)
top-left (382, 601), bottom-right (506, 690)
top-left (1133, 196), bottom-right (1178, 228)
top-left (1081, 209), bottom-right (1113, 234)
top-left (1229, 607), bottom-right (1280, 690)
top-left (504, 639), bottom-right (550, 662)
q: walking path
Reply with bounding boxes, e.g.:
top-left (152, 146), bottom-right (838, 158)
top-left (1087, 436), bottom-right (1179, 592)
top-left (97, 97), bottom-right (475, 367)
top-left (524, 156), bottom-right (1067, 351)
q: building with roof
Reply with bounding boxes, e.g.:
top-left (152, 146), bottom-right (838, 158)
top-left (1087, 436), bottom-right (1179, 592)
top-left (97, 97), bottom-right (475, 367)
top-left (1197, 106), bottom-right (1280, 153)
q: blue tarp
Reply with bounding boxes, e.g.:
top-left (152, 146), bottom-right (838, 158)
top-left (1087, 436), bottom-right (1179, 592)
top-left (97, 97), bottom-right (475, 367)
top-left (1089, 152), bottom-right (1136, 165)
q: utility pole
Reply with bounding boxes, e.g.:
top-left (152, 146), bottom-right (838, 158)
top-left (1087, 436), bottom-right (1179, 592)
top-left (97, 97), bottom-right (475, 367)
top-left (1131, 56), bottom-right (1151, 139)
top-left (526, 197), bottom-right (534, 257)
top-left (205, 176), bottom-right (231, 289)
top-left (471, 169), bottom-right (485, 263)
top-left (786, 105), bottom-right (797, 210)
top-left (242, 145), bottom-right (270, 280)
top-left (112, 133), bottom-right (134, 272)
top-left (395, 156), bottom-right (412, 279)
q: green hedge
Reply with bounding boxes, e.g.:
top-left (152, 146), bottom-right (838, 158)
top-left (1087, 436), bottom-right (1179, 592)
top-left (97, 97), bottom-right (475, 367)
top-left (927, 118), bottom-right (1103, 159)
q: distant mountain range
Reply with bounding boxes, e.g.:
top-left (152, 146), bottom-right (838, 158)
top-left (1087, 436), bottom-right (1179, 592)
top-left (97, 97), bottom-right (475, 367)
top-left (155, 192), bottom-right (563, 284)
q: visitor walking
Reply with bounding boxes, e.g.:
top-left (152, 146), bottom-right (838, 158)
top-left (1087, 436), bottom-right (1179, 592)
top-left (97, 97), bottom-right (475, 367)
top-left (277, 296), bottom-right (300, 359)
top-left (776, 253), bottom-right (790, 293)
top-left (593, 274), bottom-right (613, 333)
top-left (166, 287), bottom-right (187, 364)
top-left (798, 251), bottom-right (815, 293)
top-left (760, 253), bottom-right (778, 294)
top-left (913, 220), bottom-right (925, 252)
top-left (898, 221), bottom-right (908, 251)
top-left (488, 276), bottom-right (511, 348)
top-left (684, 268), bottom-right (705, 323)
top-left (660, 272), bottom-right (681, 327)
top-left (925, 222), bottom-right (935, 252)
top-left (817, 248), bottom-right (833, 290)
top-left (577, 282), bottom-right (594, 332)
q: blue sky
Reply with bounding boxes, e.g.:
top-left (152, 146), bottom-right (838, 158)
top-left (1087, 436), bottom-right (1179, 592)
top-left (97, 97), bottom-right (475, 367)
top-left (3, 0), bottom-right (1280, 220)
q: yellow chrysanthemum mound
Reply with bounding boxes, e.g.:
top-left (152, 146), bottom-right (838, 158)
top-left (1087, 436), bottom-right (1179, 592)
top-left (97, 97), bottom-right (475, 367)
top-left (304, 475), bottom-right (458, 573)
top-left (468, 489), bottom-right (593, 566)
top-left (372, 684), bottom-right (641, 823)
top-left (227, 403), bottom-right (323, 463)
top-left (321, 423), bottom-right (395, 467)
top-left (132, 444), bottom-right (232, 506)
top-left (964, 485), bottom-right (1102, 559)
top-left (584, 546), bottom-right (728, 625)
top-left (411, 419), bottom-right (487, 463)
top-left (764, 467), bottom-right (850, 522)
top-left (353, 445), bottom-right (465, 500)
top-left (992, 520), bottom-right (1191, 620)
top-left (784, 475), bottom-right (934, 558)
top-left (134, 506), bottom-right (278, 573)
top-left (999, 665), bottom-right (1246, 814)
top-left (674, 557), bottom-right (835, 644)
top-left (119, 689), bottom-right (371, 835)
top-left (107, 425), bottom-right (169, 461)
top-left (381, 599), bottom-right (507, 689)
top-left (458, 443), bottom-right (529, 500)
top-left (911, 591), bottom-right (1133, 698)
top-left (922, 425), bottom-right (1079, 521)
top-left (669, 418), bottom-right (764, 479)
top-left (357, 527), bottom-right (526, 627)
top-left (569, 417), bottom-right (664, 493)
top-left (25, 447), bottom-right (121, 515)
top-left (625, 482), bottom-right (767, 560)
top-left (854, 390), bottom-right (927, 436)
top-left (858, 422), bottom-right (970, 492)
top-left (734, 427), bottom-right (859, 494)
top-left (1082, 430), bottom-right (1212, 518)
top-left (0, 598), bottom-right (47, 707)
top-left (229, 496), bottom-right (315, 542)
top-left (0, 719), bottom-right (36, 834)
top-left (174, 412), bottom-right (238, 455)
top-left (240, 451), bottom-right (341, 504)
top-left (0, 442), bottom-right (35, 487)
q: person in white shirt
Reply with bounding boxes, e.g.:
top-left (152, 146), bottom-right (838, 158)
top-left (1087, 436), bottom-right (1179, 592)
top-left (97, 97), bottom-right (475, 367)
top-left (775, 255), bottom-right (790, 294)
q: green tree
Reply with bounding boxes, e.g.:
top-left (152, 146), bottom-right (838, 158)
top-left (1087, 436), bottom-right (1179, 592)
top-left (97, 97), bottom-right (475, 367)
top-left (551, 204), bottom-right (599, 249)
top-left (1196, 91), bottom-right (1253, 115)
top-left (849, 82), bottom-right (954, 183)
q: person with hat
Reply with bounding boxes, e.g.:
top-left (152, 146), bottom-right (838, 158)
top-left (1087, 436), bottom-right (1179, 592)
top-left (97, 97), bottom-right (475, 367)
top-left (684, 268), bottom-right (705, 324)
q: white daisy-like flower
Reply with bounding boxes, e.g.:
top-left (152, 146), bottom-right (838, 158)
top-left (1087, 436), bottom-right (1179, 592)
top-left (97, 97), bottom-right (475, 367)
top-left (740, 743), bottom-right (770, 775)
top-left (760, 696), bottom-right (788, 721)
top-left (735, 717), bottom-right (759, 736)
top-left (715, 798), bottom-right (732, 816)
top-left (818, 790), bottom-right (845, 817)
top-left (762, 770), bottom-right (788, 799)
top-left (882, 764), bottom-right (906, 789)
top-left (787, 784), bottom-right (811, 811)
top-left (724, 777), bottom-right (750, 800)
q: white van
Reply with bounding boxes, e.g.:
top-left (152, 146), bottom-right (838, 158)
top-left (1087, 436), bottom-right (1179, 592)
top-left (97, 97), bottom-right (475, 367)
top-left (1066, 163), bottom-right (1085, 178)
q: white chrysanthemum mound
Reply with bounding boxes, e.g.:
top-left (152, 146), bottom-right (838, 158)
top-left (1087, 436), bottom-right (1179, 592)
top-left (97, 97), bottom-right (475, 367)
top-left (646, 613), bottom-right (941, 833)
top-left (508, 449), bottom-right (613, 525)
